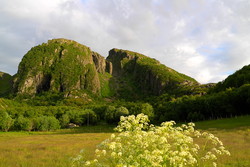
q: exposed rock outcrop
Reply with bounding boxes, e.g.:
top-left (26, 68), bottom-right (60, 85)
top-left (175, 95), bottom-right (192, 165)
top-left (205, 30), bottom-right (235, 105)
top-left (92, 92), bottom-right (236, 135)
top-left (107, 49), bottom-right (135, 76)
top-left (92, 51), bottom-right (113, 74)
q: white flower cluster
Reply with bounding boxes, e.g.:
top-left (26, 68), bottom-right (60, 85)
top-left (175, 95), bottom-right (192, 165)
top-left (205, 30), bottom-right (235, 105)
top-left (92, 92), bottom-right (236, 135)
top-left (72, 114), bottom-right (230, 167)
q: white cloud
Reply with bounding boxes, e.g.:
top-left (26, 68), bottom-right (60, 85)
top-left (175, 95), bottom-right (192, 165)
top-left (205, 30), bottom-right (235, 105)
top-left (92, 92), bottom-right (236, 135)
top-left (0, 0), bottom-right (250, 84)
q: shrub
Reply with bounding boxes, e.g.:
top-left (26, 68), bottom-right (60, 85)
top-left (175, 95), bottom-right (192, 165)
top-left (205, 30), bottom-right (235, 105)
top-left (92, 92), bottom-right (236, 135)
top-left (0, 111), bottom-right (14, 132)
top-left (114, 106), bottom-right (129, 121)
top-left (140, 103), bottom-right (154, 119)
top-left (72, 114), bottom-right (230, 167)
top-left (126, 102), bottom-right (154, 120)
top-left (47, 116), bottom-right (61, 130)
top-left (59, 114), bottom-right (70, 128)
top-left (84, 109), bottom-right (98, 125)
top-left (104, 106), bottom-right (116, 123)
top-left (14, 116), bottom-right (33, 131)
top-left (67, 110), bottom-right (85, 125)
top-left (105, 106), bottom-right (129, 124)
top-left (34, 116), bottom-right (60, 131)
top-left (67, 109), bottom-right (98, 126)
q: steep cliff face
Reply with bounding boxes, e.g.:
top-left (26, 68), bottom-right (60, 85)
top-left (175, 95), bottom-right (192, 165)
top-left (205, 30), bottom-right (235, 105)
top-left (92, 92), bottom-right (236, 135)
top-left (106, 49), bottom-right (135, 76)
top-left (0, 72), bottom-right (12, 97)
top-left (13, 39), bottom-right (102, 97)
top-left (92, 51), bottom-right (112, 74)
top-left (107, 49), bottom-right (198, 96)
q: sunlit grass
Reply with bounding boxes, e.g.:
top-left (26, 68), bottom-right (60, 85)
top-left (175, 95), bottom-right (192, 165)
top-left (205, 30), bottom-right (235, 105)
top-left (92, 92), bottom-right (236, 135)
top-left (195, 115), bottom-right (250, 166)
top-left (214, 128), bottom-right (250, 166)
top-left (0, 126), bottom-right (113, 167)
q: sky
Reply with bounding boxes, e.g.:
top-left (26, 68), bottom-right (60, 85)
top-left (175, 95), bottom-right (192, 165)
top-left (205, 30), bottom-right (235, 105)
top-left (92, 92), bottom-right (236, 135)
top-left (0, 0), bottom-right (250, 84)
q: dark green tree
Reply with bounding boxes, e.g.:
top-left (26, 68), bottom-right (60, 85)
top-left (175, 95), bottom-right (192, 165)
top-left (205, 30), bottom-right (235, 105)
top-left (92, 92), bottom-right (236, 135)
top-left (59, 114), bottom-right (70, 128)
top-left (115, 106), bottom-right (129, 121)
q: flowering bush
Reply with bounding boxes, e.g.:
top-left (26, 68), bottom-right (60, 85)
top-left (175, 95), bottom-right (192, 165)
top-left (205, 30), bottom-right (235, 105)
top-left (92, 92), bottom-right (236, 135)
top-left (72, 114), bottom-right (230, 167)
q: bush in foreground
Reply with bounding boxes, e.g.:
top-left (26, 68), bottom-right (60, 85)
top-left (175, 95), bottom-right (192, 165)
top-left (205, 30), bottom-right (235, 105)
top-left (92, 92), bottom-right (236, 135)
top-left (72, 114), bottom-right (230, 167)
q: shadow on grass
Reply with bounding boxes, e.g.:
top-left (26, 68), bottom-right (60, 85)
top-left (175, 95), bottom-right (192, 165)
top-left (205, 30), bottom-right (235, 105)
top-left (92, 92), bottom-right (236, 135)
top-left (25, 124), bottom-right (116, 135)
top-left (56, 125), bottom-right (115, 134)
top-left (194, 115), bottom-right (250, 130)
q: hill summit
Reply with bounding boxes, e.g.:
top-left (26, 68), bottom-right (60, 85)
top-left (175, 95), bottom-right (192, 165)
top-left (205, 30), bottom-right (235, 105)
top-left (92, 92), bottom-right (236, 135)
top-left (10, 38), bottom-right (198, 99)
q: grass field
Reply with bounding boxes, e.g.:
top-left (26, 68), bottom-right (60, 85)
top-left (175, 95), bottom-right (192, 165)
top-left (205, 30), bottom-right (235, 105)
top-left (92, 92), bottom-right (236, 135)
top-left (0, 126), bottom-right (114, 167)
top-left (195, 115), bottom-right (250, 167)
top-left (0, 116), bottom-right (249, 167)
top-left (195, 115), bottom-right (250, 129)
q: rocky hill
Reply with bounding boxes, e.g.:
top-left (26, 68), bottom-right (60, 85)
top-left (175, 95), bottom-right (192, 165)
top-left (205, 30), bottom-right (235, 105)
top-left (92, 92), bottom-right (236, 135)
top-left (4, 38), bottom-right (199, 100)
top-left (13, 39), bottom-right (111, 97)
top-left (107, 49), bottom-right (198, 98)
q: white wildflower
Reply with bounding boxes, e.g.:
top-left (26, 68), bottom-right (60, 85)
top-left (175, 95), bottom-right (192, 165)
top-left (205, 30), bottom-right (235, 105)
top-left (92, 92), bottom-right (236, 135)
top-left (72, 113), bottom-right (230, 167)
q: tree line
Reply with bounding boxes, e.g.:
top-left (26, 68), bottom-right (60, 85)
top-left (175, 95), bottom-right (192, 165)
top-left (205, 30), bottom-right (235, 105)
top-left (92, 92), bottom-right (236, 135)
top-left (152, 84), bottom-right (250, 123)
top-left (0, 102), bottom-right (154, 132)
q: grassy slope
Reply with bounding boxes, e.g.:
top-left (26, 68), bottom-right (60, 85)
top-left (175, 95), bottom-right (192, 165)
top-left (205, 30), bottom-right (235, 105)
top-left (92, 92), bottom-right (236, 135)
top-left (0, 117), bottom-right (249, 167)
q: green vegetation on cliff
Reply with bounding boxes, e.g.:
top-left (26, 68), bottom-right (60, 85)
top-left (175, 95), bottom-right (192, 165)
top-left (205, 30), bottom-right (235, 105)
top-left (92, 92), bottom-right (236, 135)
top-left (98, 72), bottom-right (115, 97)
top-left (107, 48), bottom-right (198, 98)
top-left (0, 72), bottom-right (12, 97)
top-left (210, 64), bottom-right (250, 93)
top-left (0, 98), bottom-right (24, 110)
top-left (14, 39), bottom-right (100, 97)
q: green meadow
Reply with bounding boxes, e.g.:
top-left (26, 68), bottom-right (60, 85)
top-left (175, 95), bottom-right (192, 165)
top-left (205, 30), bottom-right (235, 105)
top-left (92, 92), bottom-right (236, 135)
top-left (0, 116), bottom-right (249, 167)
